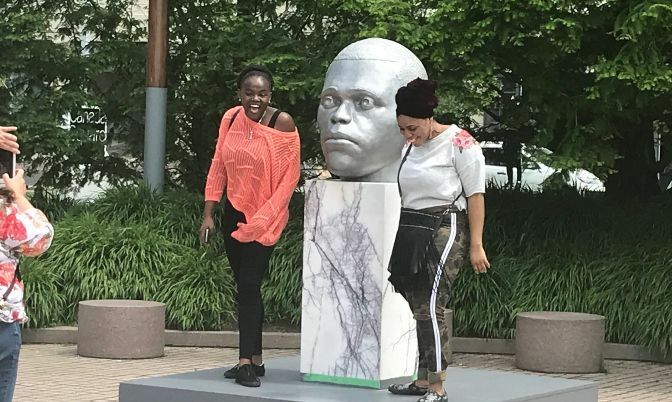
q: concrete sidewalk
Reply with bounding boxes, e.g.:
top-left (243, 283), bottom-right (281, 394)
top-left (14, 344), bottom-right (672, 402)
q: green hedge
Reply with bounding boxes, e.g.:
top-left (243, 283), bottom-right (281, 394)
top-left (22, 186), bottom-right (304, 330)
top-left (453, 189), bottom-right (672, 354)
top-left (21, 186), bottom-right (672, 354)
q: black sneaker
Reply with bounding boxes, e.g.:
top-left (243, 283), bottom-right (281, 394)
top-left (224, 363), bottom-right (265, 379)
top-left (418, 389), bottom-right (449, 402)
top-left (388, 381), bottom-right (428, 395)
top-left (235, 364), bottom-right (261, 387)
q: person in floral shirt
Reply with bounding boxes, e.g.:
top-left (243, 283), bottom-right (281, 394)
top-left (387, 78), bottom-right (489, 402)
top-left (0, 128), bottom-right (53, 402)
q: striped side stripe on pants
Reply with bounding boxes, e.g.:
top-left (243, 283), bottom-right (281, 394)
top-left (428, 212), bottom-right (457, 372)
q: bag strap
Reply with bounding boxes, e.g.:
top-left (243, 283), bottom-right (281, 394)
top-left (397, 142), bottom-right (464, 213)
top-left (268, 109), bottom-right (282, 128)
top-left (448, 191), bottom-right (466, 212)
top-left (227, 109), bottom-right (241, 130)
top-left (397, 145), bottom-right (413, 198)
top-left (2, 262), bottom-right (20, 302)
top-left (228, 108), bottom-right (281, 129)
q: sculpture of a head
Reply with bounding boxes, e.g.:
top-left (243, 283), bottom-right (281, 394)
top-left (317, 38), bottom-right (428, 182)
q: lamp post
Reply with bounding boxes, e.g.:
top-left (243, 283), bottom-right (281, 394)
top-left (143, 0), bottom-right (168, 192)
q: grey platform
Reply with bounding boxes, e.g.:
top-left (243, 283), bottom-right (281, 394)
top-left (119, 356), bottom-right (597, 402)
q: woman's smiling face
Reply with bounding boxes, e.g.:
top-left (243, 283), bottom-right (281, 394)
top-left (239, 75), bottom-right (272, 122)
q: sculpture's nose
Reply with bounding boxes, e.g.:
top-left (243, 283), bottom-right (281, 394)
top-left (330, 101), bottom-right (353, 125)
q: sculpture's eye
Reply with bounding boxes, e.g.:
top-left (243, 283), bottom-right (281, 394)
top-left (358, 96), bottom-right (375, 110)
top-left (321, 95), bottom-right (339, 109)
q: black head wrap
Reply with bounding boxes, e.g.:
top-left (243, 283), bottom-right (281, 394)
top-left (395, 78), bottom-right (438, 118)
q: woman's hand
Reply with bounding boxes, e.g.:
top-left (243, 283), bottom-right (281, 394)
top-left (470, 244), bottom-right (490, 274)
top-left (2, 169), bottom-right (27, 198)
top-left (0, 126), bottom-right (20, 154)
top-left (199, 215), bottom-right (215, 244)
top-left (231, 219), bottom-right (265, 243)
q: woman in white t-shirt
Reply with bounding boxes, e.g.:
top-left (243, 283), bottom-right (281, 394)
top-left (388, 78), bottom-right (490, 402)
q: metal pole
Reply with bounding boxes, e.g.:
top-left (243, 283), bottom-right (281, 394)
top-left (144, 0), bottom-right (168, 192)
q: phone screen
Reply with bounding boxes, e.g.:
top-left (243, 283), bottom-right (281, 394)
top-left (0, 150), bottom-right (15, 178)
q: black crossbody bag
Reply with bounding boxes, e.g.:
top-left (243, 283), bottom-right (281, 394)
top-left (388, 146), bottom-right (454, 293)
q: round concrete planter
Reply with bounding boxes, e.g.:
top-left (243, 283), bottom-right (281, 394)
top-left (515, 311), bottom-right (605, 373)
top-left (77, 299), bottom-right (165, 359)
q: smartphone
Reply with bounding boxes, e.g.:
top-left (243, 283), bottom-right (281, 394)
top-left (0, 150), bottom-right (15, 178)
top-left (203, 228), bottom-right (210, 244)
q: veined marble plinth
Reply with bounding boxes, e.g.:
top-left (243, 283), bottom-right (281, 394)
top-left (300, 179), bottom-right (417, 388)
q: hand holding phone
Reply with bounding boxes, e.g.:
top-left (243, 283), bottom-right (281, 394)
top-left (2, 169), bottom-right (27, 198)
top-left (0, 149), bottom-right (16, 179)
top-left (200, 215), bottom-right (214, 244)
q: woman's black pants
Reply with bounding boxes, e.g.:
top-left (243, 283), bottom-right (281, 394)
top-left (222, 200), bottom-right (275, 360)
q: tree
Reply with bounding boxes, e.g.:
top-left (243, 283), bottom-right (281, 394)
top-left (593, 1), bottom-right (672, 196)
top-left (416, 0), bottom-right (672, 198)
top-left (142, 0), bottom-right (438, 191)
top-left (0, 0), bottom-right (144, 192)
top-left (3, 0), bottom-right (670, 199)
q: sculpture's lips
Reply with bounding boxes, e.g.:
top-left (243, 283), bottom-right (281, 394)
top-left (324, 139), bottom-right (356, 147)
top-left (324, 132), bottom-right (358, 145)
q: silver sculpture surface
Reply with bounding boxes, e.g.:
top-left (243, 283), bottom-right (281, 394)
top-left (317, 38), bottom-right (428, 182)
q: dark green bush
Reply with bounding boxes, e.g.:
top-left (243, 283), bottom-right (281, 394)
top-left (22, 213), bottom-right (190, 324)
top-left (21, 184), bottom-right (303, 331)
top-left (21, 258), bottom-right (67, 328)
top-left (453, 188), bottom-right (672, 353)
top-left (21, 185), bottom-right (672, 354)
top-left (156, 250), bottom-right (236, 330)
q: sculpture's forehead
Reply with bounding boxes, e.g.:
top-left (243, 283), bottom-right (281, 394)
top-left (334, 38), bottom-right (418, 61)
top-left (322, 59), bottom-right (407, 95)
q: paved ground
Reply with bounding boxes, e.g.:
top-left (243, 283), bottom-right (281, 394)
top-left (452, 354), bottom-right (672, 402)
top-left (14, 344), bottom-right (672, 401)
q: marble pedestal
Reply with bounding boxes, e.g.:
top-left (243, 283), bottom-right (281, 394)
top-left (301, 180), bottom-right (417, 389)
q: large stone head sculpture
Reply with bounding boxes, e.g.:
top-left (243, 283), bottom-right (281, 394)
top-left (317, 38), bottom-right (428, 182)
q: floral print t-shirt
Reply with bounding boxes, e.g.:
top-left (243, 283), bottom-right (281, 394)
top-left (398, 125), bottom-right (486, 211)
top-left (0, 205), bottom-right (54, 323)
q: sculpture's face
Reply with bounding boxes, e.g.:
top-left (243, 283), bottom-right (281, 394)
top-left (317, 59), bottom-right (406, 182)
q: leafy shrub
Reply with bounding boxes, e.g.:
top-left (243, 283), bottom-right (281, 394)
top-left (21, 185), bottom-right (672, 354)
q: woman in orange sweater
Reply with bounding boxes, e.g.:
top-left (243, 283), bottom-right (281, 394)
top-left (200, 65), bottom-right (301, 388)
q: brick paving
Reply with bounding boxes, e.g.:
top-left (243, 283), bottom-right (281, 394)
top-left (13, 344), bottom-right (672, 401)
top-left (452, 354), bottom-right (672, 402)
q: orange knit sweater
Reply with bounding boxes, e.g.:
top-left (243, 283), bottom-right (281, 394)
top-left (205, 106), bottom-right (301, 246)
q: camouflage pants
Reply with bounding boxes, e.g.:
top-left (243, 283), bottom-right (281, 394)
top-left (402, 209), bottom-right (469, 384)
